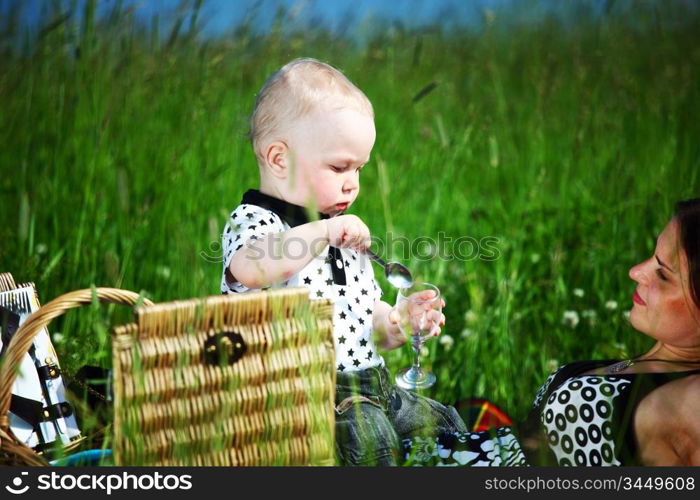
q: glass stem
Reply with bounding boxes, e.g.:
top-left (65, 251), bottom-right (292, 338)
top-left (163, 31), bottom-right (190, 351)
top-left (411, 343), bottom-right (422, 377)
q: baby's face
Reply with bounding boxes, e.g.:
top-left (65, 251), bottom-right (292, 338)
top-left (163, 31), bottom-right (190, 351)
top-left (283, 106), bottom-right (375, 216)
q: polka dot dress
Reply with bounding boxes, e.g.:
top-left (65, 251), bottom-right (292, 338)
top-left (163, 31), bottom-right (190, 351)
top-left (402, 360), bottom-right (700, 466)
top-left (541, 376), bottom-right (631, 466)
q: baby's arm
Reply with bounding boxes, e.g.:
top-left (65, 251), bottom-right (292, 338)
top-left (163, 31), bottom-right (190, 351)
top-left (229, 214), bottom-right (371, 289)
top-left (372, 300), bottom-right (405, 350)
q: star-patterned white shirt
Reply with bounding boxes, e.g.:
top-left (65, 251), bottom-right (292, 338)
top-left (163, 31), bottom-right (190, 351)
top-left (221, 203), bottom-right (385, 372)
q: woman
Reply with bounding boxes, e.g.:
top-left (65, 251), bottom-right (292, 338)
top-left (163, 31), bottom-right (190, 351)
top-left (404, 198), bottom-right (700, 466)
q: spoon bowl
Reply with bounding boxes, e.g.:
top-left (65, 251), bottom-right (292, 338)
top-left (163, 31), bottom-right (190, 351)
top-left (365, 249), bottom-right (414, 288)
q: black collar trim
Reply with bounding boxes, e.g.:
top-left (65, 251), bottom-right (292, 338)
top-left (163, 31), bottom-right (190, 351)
top-left (240, 189), bottom-right (328, 228)
top-left (239, 189), bottom-right (346, 286)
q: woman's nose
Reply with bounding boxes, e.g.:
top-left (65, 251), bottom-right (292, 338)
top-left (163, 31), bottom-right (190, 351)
top-left (629, 261), bottom-right (648, 283)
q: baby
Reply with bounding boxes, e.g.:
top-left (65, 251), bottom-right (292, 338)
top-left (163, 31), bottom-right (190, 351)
top-left (221, 58), bottom-right (466, 465)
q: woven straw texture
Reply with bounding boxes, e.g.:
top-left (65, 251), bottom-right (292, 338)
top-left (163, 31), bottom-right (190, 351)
top-left (112, 287), bottom-right (336, 466)
top-left (0, 272), bottom-right (17, 292)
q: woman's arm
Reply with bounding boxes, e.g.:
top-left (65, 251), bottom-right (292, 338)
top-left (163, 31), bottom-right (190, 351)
top-left (634, 374), bottom-right (700, 465)
top-left (672, 376), bottom-right (700, 465)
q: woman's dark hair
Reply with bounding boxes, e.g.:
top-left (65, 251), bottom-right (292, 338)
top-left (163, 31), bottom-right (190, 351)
top-left (675, 197), bottom-right (700, 310)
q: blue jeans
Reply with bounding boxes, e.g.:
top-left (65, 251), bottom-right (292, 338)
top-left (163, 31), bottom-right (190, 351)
top-left (334, 365), bottom-right (467, 466)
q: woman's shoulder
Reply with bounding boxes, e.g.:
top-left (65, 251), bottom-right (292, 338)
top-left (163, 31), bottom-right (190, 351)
top-left (634, 372), bottom-right (700, 465)
top-left (638, 371), bottom-right (700, 413)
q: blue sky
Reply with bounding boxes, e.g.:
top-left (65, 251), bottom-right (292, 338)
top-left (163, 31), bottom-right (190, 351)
top-left (3, 0), bottom-right (615, 39)
top-left (139, 0), bottom-right (511, 35)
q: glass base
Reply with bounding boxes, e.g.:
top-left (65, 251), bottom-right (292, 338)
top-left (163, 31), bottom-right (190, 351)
top-left (395, 366), bottom-right (436, 390)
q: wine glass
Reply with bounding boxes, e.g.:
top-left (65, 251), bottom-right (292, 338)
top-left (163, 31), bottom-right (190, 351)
top-left (394, 282), bottom-right (442, 390)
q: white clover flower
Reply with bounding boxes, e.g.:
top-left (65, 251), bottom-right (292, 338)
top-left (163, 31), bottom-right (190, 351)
top-left (464, 310), bottom-right (478, 325)
top-left (52, 332), bottom-right (64, 343)
top-left (573, 288), bottom-right (584, 298)
top-left (420, 346), bottom-right (429, 356)
top-left (581, 309), bottom-right (598, 327)
top-left (562, 310), bottom-right (580, 328)
top-left (605, 300), bottom-right (618, 310)
top-left (156, 265), bottom-right (171, 280)
top-left (409, 435), bottom-right (438, 462)
top-left (613, 342), bottom-right (627, 356)
top-left (530, 253), bottom-right (541, 264)
top-left (460, 328), bottom-right (474, 339)
top-left (545, 359), bottom-right (560, 373)
top-left (438, 334), bottom-right (454, 350)
top-left (622, 310), bottom-right (631, 322)
top-left (35, 243), bottom-right (48, 255)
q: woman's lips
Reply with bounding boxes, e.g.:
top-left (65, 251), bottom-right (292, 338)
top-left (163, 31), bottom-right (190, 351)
top-left (632, 289), bottom-right (646, 306)
top-left (336, 203), bottom-right (348, 211)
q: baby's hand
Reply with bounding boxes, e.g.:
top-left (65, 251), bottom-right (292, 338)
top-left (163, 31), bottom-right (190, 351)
top-left (325, 215), bottom-right (370, 251)
top-left (394, 291), bottom-right (446, 337)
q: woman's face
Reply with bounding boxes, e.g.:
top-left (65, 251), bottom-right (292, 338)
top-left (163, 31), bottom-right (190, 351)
top-left (628, 219), bottom-right (700, 348)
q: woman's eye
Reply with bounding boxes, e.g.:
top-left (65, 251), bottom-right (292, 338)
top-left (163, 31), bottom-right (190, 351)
top-left (656, 269), bottom-right (668, 281)
top-left (330, 165), bottom-right (344, 172)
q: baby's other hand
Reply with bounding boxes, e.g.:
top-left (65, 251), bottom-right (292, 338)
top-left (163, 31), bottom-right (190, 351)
top-left (403, 293), bottom-right (446, 337)
top-left (325, 215), bottom-right (370, 251)
top-left (429, 298), bottom-right (446, 337)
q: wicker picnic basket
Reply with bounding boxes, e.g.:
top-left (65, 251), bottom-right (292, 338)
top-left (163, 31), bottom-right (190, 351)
top-left (0, 273), bottom-right (16, 293)
top-left (0, 275), bottom-right (152, 466)
top-left (1, 277), bottom-right (336, 467)
top-left (111, 288), bottom-right (336, 466)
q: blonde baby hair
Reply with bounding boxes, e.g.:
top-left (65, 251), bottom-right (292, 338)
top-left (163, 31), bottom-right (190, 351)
top-left (249, 58), bottom-right (374, 164)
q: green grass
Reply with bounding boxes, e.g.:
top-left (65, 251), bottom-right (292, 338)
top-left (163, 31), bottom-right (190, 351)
top-left (1, 0), bottom-right (699, 442)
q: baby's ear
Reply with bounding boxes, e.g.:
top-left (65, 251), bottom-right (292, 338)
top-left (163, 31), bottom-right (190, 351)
top-left (264, 141), bottom-right (289, 179)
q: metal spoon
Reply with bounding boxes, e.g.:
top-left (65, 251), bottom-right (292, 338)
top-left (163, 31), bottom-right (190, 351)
top-left (365, 249), bottom-right (414, 288)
